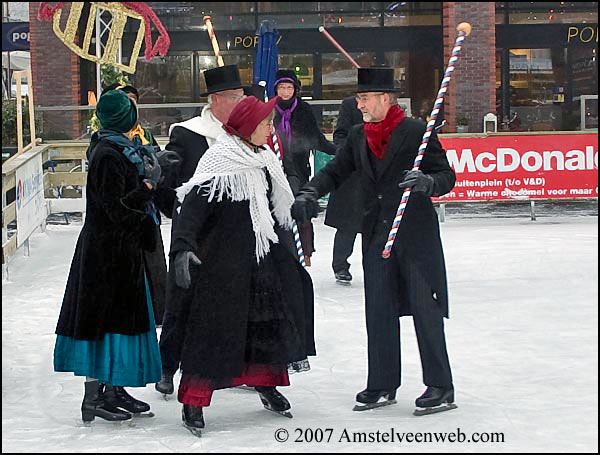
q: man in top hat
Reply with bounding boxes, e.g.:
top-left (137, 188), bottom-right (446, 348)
top-left (291, 67), bottom-right (457, 415)
top-left (155, 65), bottom-right (245, 397)
top-left (160, 65), bottom-right (245, 189)
top-left (274, 69), bottom-right (336, 266)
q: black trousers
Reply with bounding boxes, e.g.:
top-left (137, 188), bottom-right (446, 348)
top-left (332, 229), bottom-right (358, 273)
top-left (362, 239), bottom-right (453, 391)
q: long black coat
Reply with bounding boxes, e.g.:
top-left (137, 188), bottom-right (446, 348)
top-left (169, 185), bottom-right (316, 378)
top-left (324, 96), bottom-right (364, 232)
top-left (274, 98), bottom-right (336, 186)
top-left (162, 126), bottom-right (210, 189)
top-left (56, 138), bottom-right (172, 340)
top-left (307, 118), bottom-right (455, 317)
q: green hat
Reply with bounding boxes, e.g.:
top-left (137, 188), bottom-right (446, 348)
top-left (96, 89), bottom-right (138, 133)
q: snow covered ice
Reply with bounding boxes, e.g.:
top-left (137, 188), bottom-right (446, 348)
top-left (2, 207), bottom-right (598, 452)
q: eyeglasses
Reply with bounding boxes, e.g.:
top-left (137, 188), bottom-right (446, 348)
top-left (217, 93), bottom-right (245, 102)
top-left (355, 93), bottom-right (385, 103)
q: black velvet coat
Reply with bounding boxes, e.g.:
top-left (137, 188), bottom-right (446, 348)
top-left (325, 96), bottom-right (364, 232)
top-left (274, 98), bottom-right (337, 186)
top-left (169, 184), bottom-right (316, 379)
top-left (307, 118), bottom-right (456, 317)
top-left (56, 138), bottom-right (174, 340)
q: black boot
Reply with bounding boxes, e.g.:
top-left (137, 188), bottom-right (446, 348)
top-left (155, 371), bottom-right (175, 395)
top-left (353, 388), bottom-right (397, 411)
top-left (415, 385), bottom-right (454, 409)
top-left (102, 384), bottom-right (151, 415)
top-left (81, 380), bottom-right (132, 423)
top-left (255, 386), bottom-right (292, 417)
top-left (334, 269), bottom-right (352, 285)
top-left (182, 404), bottom-right (204, 437)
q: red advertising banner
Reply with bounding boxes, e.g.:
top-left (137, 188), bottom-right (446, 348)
top-left (433, 134), bottom-right (598, 201)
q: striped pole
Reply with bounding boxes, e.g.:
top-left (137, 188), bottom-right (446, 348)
top-left (259, 81), bottom-right (307, 267)
top-left (382, 22), bottom-right (472, 259)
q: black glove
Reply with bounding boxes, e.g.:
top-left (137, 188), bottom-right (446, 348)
top-left (156, 150), bottom-right (182, 169)
top-left (142, 153), bottom-right (162, 188)
top-left (291, 188), bottom-right (320, 223)
top-left (398, 170), bottom-right (435, 196)
top-left (174, 251), bottom-right (202, 289)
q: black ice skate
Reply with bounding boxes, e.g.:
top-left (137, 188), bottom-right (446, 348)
top-left (182, 404), bottom-right (205, 438)
top-left (413, 385), bottom-right (457, 416)
top-left (101, 384), bottom-right (154, 418)
top-left (155, 371), bottom-right (175, 400)
top-left (81, 380), bottom-right (132, 424)
top-left (255, 386), bottom-right (293, 418)
top-left (353, 388), bottom-right (397, 411)
top-left (334, 270), bottom-right (352, 286)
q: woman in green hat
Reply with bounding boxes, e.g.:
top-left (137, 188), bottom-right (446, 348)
top-left (53, 90), bottom-right (173, 424)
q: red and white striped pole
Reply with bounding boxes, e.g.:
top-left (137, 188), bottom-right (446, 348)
top-left (382, 22), bottom-right (472, 259)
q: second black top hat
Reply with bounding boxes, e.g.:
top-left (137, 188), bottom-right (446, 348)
top-left (356, 67), bottom-right (402, 93)
top-left (201, 65), bottom-right (244, 96)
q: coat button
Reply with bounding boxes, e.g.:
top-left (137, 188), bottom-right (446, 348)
top-left (377, 194), bottom-right (383, 200)
top-left (383, 219), bottom-right (388, 224)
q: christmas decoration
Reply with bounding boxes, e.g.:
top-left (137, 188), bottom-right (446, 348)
top-left (38, 2), bottom-right (170, 74)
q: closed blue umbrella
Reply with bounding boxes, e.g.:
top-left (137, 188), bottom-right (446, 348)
top-left (253, 20), bottom-right (279, 99)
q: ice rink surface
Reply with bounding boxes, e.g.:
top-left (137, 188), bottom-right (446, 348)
top-left (2, 206), bottom-right (598, 452)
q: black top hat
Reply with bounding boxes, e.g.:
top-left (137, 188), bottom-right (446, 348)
top-left (274, 69), bottom-right (301, 89)
top-left (243, 84), bottom-right (267, 100)
top-left (356, 67), bottom-right (402, 93)
top-left (200, 65), bottom-right (244, 96)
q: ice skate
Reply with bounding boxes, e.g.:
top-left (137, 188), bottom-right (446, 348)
top-left (413, 386), bottom-right (457, 416)
top-left (101, 384), bottom-right (154, 418)
top-left (155, 371), bottom-right (175, 400)
top-left (334, 270), bottom-right (352, 286)
top-left (81, 380), bottom-right (132, 424)
top-left (182, 404), bottom-right (204, 438)
top-left (353, 388), bottom-right (397, 411)
top-left (255, 386), bottom-right (293, 418)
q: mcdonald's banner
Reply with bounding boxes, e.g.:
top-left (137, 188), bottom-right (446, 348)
top-left (433, 134), bottom-right (598, 201)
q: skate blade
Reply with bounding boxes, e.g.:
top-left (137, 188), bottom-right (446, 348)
top-left (413, 403), bottom-right (457, 416)
top-left (183, 423), bottom-right (203, 438)
top-left (335, 280), bottom-right (351, 286)
top-left (261, 400), bottom-right (293, 418)
top-left (353, 399), bottom-right (397, 411)
top-left (133, 411), bottom-right (155, 418)
top-left (235, 385), bottom-right (255, 391)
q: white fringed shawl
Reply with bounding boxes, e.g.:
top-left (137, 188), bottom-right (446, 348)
top-left (176, 133), bottom-right (294, 262)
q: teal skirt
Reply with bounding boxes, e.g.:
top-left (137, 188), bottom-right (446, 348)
top-left (53, 273), bottom-right (162, 387)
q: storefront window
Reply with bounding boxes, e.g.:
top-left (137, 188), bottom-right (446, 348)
top-left (508, 48), bottom-right (568, 131)
top-left (494, 2), bottom-right (599, 25)
top-left (146, 2), bottom-right (255, 31)
top-left (384, 2), bottom-right (442, 26)
top-left (197, 53), bottom-right (254, 97)
top-left (322, 52), bottom-right (376, 100)
top-left (130, 53), bottom-right (193, 103)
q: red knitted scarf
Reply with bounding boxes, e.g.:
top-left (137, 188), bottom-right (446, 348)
top-left (363, 105), bottom-right (405, 159)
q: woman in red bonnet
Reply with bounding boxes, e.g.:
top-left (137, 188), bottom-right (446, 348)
top-left (168, 96), bottom-right (316, 437)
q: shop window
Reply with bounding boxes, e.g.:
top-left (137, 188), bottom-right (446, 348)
top-left (504, 2), bottom-right (598, 24)
top-left (508, 48), bottom-right (568, 131)
top-left (197, 53), bottom-right (254, 97)
top-left (130, 53), bottom-right (193, 104)
top-left (322, 52), bottom-right (376, 100)
top-left (146, 2), bottom-right (255, 31)
top-left (384, 2), bottom-right (442, 26)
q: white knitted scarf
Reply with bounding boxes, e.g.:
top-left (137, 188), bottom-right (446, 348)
top-left (176, 133), bottom-right (294, 262)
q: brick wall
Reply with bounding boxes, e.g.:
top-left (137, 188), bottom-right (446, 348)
top-left (29, 2), bottom-right (81, 139)
top-left (443, 3), bottom-right (496, 133)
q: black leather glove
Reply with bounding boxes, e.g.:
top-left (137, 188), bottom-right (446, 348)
top-left (398, 169), bottom-right (435, 196)
top-left (291, 188), bottom-right (320, 223)
top-left (174, 251), bottom-right (202, 289)
top-left (142, 153), bottom-right (162, 188)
